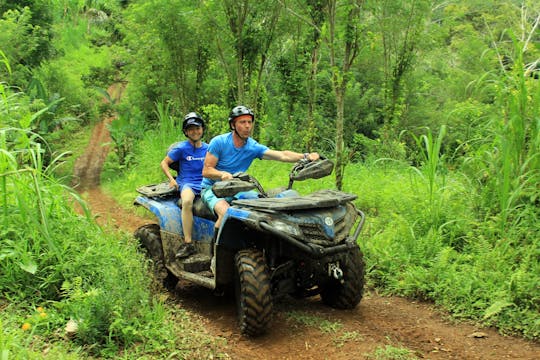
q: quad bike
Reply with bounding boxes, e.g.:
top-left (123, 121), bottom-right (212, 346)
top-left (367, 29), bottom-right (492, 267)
top-left (133, 157), bottom-right (366, 336)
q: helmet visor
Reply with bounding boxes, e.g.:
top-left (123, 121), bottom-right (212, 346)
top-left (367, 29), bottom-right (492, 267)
top-left (184, 118), bottom-right (204, 128)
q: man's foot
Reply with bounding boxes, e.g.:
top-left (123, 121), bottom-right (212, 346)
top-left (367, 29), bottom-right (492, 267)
top-left (175, 243), bottom-right (196, 258)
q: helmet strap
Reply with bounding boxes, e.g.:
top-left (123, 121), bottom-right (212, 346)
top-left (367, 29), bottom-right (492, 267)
top-left (232, 126), bottom-right (248, 144)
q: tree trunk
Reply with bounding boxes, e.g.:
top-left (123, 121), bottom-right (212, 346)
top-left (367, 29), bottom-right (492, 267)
top-left (325, 0), bottom-right (362, 190)
top-left (335, 85), bottom-right (345, 190)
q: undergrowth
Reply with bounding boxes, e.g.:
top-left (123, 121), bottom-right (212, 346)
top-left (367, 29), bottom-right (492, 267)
top-left (104, 120), bottom-right (539, 340)
top-left (1, 93), bottom-right (227, 358)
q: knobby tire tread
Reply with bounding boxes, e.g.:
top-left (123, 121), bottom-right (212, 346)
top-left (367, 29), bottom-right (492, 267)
top-left (235, 249), bottom-right (273, 336)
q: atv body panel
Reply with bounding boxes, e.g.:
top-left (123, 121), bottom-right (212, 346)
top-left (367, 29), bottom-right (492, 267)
top-left (134, 194), bottom-right (215, 244)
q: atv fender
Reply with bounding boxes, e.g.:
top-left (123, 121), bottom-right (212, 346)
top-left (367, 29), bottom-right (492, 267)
top-left (135, 195), bottom-right (216, 243)
top-left (212, 207), bottom-right (255, 286)
top-left (216, 207), bottom-right (254, 249)
top-left (134, 195), bottom-right (182, 233)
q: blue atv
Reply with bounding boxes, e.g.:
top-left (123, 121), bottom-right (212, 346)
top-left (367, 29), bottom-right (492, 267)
top-left (133, 158), bottom-right (366, 336)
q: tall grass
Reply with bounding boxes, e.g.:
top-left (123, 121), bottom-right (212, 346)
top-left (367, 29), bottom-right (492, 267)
top-left (407, 125), bottom-right (447, 229)
top-left (155, 99), bottom-right (178, 146)
top-left (1, 88), bottom-right (225, 358)
top-left (465, 38), bottom-right (540, 234)
top-left (491, 48), bottom-right (539, 231)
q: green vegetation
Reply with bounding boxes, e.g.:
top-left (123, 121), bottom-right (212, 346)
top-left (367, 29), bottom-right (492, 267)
top-left (365, 345), bottom-right (418, 360)
top-left (0, 87), bottom-right (226, 357)
top-left (286, 311), bottom-right (366, 349)
top-left (1, 0), bottom-right (539, 357)
top-left (286, 311), bottom-right (343, 334)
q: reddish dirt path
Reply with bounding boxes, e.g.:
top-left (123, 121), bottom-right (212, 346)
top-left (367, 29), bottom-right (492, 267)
top-left (73, 86), bottom-right (539, 359)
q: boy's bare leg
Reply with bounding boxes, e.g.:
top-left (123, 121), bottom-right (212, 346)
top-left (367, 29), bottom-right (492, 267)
top-left (180, 188), bottom-right (196, 243)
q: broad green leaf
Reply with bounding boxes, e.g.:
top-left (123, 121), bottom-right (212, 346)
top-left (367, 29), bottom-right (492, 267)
top-left (19, 260), bottom-right (37, 274)
top-left (483, 300), bottom-right (514, 319)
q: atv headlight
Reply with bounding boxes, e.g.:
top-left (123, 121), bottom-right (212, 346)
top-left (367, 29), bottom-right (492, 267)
top-left (269, 220), bottom-right (302, 237)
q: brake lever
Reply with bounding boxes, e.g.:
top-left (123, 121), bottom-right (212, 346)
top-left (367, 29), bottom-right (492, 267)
top-left (232, 172), bottom-right (250, 182)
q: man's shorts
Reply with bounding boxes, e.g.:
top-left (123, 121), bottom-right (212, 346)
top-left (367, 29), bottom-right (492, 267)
top-left (201, 187), bottom-right (233, 215)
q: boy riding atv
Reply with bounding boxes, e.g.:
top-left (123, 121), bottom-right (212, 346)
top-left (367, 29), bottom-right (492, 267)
top-left (160, 112), bottom-right (208, 258)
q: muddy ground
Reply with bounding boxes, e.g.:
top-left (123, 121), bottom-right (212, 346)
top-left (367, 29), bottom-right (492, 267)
top-left (72, 85), bottom-right (539, 359)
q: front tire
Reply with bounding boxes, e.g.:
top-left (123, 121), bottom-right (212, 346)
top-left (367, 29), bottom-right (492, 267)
top-left (234, 249), bottom-right (273, 336)
top-left (320, 246), bottom-right (365, 309)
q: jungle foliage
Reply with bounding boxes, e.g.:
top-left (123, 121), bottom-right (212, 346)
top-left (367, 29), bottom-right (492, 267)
top-left (1, 0), bottom-right (539, 357)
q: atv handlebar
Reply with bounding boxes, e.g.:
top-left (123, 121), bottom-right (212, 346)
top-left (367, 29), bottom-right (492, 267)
top-left (288, 156), bottom-right (334, 189)
top-left (212, 156), bottom-right (335, 197)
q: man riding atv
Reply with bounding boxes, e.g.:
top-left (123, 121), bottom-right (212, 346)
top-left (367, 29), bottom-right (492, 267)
top-left (201, 105), bottom-right (319, 230)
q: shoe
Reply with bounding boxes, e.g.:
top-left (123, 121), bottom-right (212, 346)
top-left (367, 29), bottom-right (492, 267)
top-left (175, 243), bottom-right (196, 258)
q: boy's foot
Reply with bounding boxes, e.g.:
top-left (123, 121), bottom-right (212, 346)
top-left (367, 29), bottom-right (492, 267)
top-left (175, 243), bottom-right (196, 258)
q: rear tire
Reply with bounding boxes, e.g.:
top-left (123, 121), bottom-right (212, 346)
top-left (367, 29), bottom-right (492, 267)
top-left (134, 224), bottom-right (177, 289)
top-left (134, 224), bottom-right (163, 261)
top-left (320, 246), bottom-right (365, 309)
top-left (234, 249), bottom-right (273, 336)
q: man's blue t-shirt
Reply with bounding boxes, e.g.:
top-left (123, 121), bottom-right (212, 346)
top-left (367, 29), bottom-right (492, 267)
top-left (201, 132), bottom-right (268, 188)
top-left (168, 140), bottom-right (208, 193)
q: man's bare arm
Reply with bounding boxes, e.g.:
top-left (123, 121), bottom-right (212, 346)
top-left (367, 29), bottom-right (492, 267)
top-left (262, 150), bottom-right (319, 162)
top-left (202, 152), bottom-right (233, 180)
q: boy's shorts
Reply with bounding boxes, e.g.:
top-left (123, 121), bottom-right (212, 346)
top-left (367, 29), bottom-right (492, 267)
top-left (180, 183), bottom-right (201, 195)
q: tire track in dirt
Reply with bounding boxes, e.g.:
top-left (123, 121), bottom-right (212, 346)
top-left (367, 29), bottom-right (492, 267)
top-left (73, 85), bottom-right (540, 359)
top-left (72, 116), bottom-right (112, 189)
top-left (72, 83), bottom-right (149, 231)
top-left (172, 283), bottom-right (539, 360)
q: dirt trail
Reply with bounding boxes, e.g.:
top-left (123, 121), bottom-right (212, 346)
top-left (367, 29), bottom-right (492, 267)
top-left (73, 86), bottom-right (539, 359)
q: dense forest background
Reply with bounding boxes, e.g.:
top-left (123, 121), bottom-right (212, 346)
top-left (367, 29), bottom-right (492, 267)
top-left (1, 0), bottom-right (538, 358)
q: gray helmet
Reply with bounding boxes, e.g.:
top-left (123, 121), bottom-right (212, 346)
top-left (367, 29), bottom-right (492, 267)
top-left (182, 112), bottom-right (205, 131)
top-left (228, 105), bottom-right (254, 129)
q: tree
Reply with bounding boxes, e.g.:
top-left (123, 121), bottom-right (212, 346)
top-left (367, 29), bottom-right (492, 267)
top-left (0, 6), bottom-right (52, 87)
top-left (211, 0), bottom-right (282, 111)
top-left (372, 0), bottom-right (430, 140)
top-left (120, 0), bottom-right (212, 117)
top-left (324, 0), bottom-right (364, 190)
top-left (305, 0), bottom-right (326, 150)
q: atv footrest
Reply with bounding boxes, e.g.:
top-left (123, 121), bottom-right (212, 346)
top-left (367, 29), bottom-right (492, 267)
top-left (196, 270), bottom-right (214, 278)
top-left (181, 254), bottom-right (211, 273)
top-left (178, 270), bottom-right (215, 289)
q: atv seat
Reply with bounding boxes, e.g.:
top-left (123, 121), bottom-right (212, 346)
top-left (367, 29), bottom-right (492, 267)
top-left (180, 197), bottom-right (217, 222)
top-left (136, 182), bottom-right (217, 221)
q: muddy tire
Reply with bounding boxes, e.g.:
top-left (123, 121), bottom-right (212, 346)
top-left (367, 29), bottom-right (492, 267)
top-left (134, 224), bottom-right (177, 289)
top-left (234, 249), bottom-right (273, 336)
top-left (320, 246), bottom-right (365, 309)
top-left (134, 224), bottom-right (164, 261)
